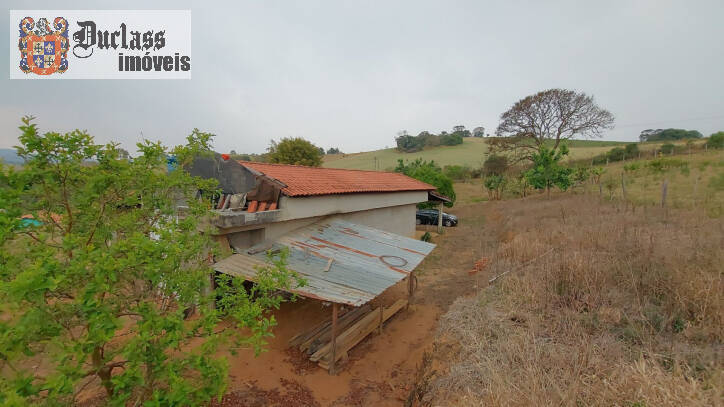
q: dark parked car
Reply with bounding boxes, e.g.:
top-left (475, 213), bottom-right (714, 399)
top-left (416, 209), bottom-right (458, 227)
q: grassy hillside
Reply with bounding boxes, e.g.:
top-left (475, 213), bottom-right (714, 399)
top-left (323, 138), bottom-right (630, 171)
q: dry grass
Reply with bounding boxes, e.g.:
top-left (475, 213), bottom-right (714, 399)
top-left (592, 150), bottom-right (724, 217)
top-left (417, 195), bottom-right (722, 406)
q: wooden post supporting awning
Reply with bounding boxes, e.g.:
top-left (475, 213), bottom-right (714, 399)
top-left (330, 303), bottom-right (339, 374)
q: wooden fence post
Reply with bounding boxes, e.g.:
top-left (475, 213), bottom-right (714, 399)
top-left (330, 303), bottom-right (339, 375)
top-left (661, 179), bottom-right (668, 208)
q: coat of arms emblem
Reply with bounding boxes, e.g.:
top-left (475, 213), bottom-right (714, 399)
top-left (18, 17), bottom-right (69, 75)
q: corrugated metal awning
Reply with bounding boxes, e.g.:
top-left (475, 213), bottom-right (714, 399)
top-left (213, 219), bottom-right (436, 306)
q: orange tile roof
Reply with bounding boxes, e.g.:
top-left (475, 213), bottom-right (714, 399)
top-left (239, 161), bottom-right (435, 197)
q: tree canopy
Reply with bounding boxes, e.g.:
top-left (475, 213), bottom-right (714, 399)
top-left (267, 137), bottom-right (323, 166)
top-left (524, 145), bottom-right (573, 198)
top-left (394, 159), bottom-right (455, 208)
top-left (490, 89), bottom-right (614, 162)
top-left (0, 117), bottom-right (303, 405)
top-left (639, 128), bottom-right (703, 142)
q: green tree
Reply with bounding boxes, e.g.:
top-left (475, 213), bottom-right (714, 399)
top-left (267, 137), bottom-right (323, 166)
top-left (395, 159), bottom-right (455, 208)
top-left (0, 117), bottom-right (304, 406)
top-left (524, 145), bottom-right (573, 198)
top-left (394, 131), bottom-right (424, 152)
top-left (639, 128), bottom-right (703, 142)
top-left (706, 132), bottom-right (724, 149)
top-left (439, 132), bottom-right (463, 146)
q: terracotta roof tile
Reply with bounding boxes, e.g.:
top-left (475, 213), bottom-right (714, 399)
top-left (239, 161), bottom-right (435, 197)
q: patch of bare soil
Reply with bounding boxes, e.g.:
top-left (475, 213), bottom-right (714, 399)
top-left (211, 379), bottom-right (319, 407)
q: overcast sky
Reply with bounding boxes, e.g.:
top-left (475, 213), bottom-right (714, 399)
top-left (2, 0), bottom-right (723, 154)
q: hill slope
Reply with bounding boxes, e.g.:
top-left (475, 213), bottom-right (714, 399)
top-left (323, 138), bottom-right (630, 171)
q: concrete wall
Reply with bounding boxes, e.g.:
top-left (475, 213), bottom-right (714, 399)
top-left (276, 191), bottom-right (427, 222)
top-left (221, 190), bottom-right (426, 251)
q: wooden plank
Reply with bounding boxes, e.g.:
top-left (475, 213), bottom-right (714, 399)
top-left (306, 305), bottom-right (370, 354)
top-left (311, 299), bottom-right (407, 363)
top-left (318, 299), bottom-right (407, 369)
top-left (330, 303), bottom-right (338, 375)
top-left (290, 305), bottom-right (370, 352)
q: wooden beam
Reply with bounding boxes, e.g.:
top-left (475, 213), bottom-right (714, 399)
top-left (316, 299), bottom-right (407, 369)
top-left (330, 303), bottom-right (339, 375)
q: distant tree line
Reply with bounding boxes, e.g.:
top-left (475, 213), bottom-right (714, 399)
top-left (395, 125), bottom-right (484, 153)
top-left (639, 128), bottom-right (703, 142)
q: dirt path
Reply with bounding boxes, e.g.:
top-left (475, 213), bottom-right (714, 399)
top-left (216, 201), bottom-right (500, 406)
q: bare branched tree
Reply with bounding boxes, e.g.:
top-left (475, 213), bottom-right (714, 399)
top-left (490, 89), bottom-right (614, 163)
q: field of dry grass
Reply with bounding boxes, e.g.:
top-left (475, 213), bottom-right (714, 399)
top-left (591, 150), bottom-right (724, 217)
top-left (412, 193), bottom-right (723, 406)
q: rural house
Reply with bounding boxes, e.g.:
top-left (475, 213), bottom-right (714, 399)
top-left (188, 155), bottom-right (445, 373)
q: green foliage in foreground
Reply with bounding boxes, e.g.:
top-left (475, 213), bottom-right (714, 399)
top-left (0, 117), bottom-right (304, 406)
top-left (525, 145), bottom-right (573, 197)
top-left (395, 159), bottom-right (455, 208)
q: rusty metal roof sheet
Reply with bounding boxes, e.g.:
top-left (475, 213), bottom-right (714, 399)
top-left (213, 219), bottom-right (436, 306)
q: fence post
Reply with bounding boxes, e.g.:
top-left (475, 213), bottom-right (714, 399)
top-left (661, 179), bottom-right (668, 208)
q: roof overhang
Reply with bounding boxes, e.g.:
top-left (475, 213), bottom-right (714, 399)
top-left (213, 219), bottom-right (436, 306)
top-left (428, 190), bottom-right (452, 203)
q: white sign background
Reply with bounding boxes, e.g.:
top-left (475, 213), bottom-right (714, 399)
top-left (9, 10), bottom-right (191, 79)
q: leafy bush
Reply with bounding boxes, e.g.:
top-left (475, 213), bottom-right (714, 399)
top-left (661, 143), bottom-right (675, 155)
top-left (607, 147), bottom-right (626, 162)
top-left (440, 132), bottom-right (464, 146)
top-left (706, 132), bottom-right (724, 149)
top-left (420, 232), bottom-right (432, 242)
top-left (625, 143), bottom-right (639, 157)
top-left (524, 146), bottom-right (573, 197)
